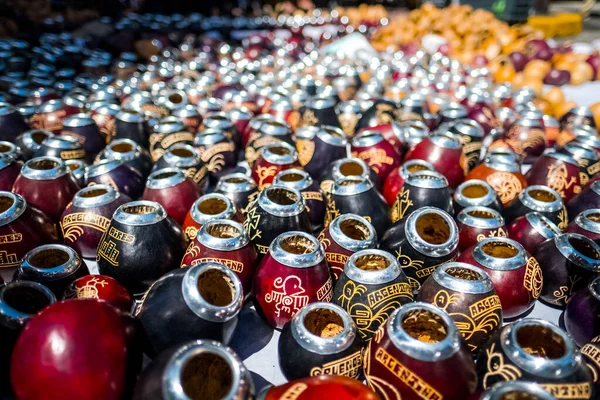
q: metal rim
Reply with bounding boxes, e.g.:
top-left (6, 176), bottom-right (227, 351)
top-left (387, 302), bottom-right (462, 362)
top-left (162, 340), bottom-right (250, 400)
top-left (290, 302), bottom-right (357, 355)
top-left (502, 318), bottom-right (579, 379)
top-left (257, 185), bottom-right (305, 217)
top-left (329, 214), bottom-right (378, 252)
top-left (190, 194), bottom-right (236, 226)
top-left (406, 207), bottom-right (458, 257)
top-left (21, 156), bottom-right (69, 180)
top-left (182, 262), bottom-right (243, 323)
top-left (113, 200), bottom-right (167, 226)
top-left (454, 180), bottom-right (498, 209)
top-left (457, 206), bottom-right (505, 229)
top-left (472, 237), bottom-right (527, 271)
top-left (146, 167), bottom-right (187, 189)
top-left (196, 219), bottom-right (249, 252)
top-left (269, 231), bottom-right (325, 268)
top-left (344, 249), bottom-right (401, 284)
top-left (20, 244), bottom-right (82, 280)
top-left (72, 184), bottom-right (120, 208)
top-left (432, 262), bottom-right (495, 294)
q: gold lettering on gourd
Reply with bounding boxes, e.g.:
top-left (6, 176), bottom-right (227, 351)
top-left (523, 257), bottom-right (543, 299)
top-left (364, 328), bottom-right (402, 400)
top-left (185, 226), bottom-right (199, 241)
top-left (191, 257), bottom-right (243, 273)
top-left (310, 350), bottom-right (363, 377)
top-left (255, 244), bottom-right (269, 254)
top-left (588, 162), bottom-right (600, 176)
top-left (324, 197), bottom-right (340, 228)
top-left (558, 207), bottom-right (569, 230)
top-left (337, 280), bottom-right (412, 340)
top-left (432, 290), bottom-right (501, 352)
top-left (0, 233), bottom-right (22, 244)
top-left (553, 275), bottom-right (582, 306)
top-left (280, 383), bottom-right (308, 400)
top-left (108, 226), bottom-right (135, 243)
top-left (65, 277), bottom-right (108, 300)
top-left (60, 213), bottom-right (111, 242)
top-left (374, 347), bottom-right (443, 400)
top-left (160, 132), bottom-right (193, 149)
top-left (60, 149), bottom-right (86, 160)
top-left (316, 277), bottom-right (333, 301)
top-left (540, 383), bottom-right (592, 399)
top-left (0, 250), bottom-right (18, 267)
top-left (325, 252), bottom-right (348, 265)
top-left (302, 191), bottom-right (323, 201)
top-left (256, 165), bottom-right (279, 189)
top-left (97, 237), bottom-right (120, 267)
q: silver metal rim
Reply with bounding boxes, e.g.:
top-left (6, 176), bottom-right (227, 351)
top-left (457, 206), bottom-right (505, 229)
top-left (0, 281), bottom-right (56, 329)
top-left (162, 340), bottom-right (250, 400)
top-left (518, 185), bottom-right (563, 213)
top-left (72, 184), bottom-right (120, 208)
top-left (502, 318), bottom-right (579, 379)
top-left (481, 381), bottom-right (558, 400)
top-left (525, 212), bottom-right (561, 239)
top-left (454, 180), bottom-right (498, 208)
top-left (352, 130), bottom-right (384, 148)
top-left (405, 170), bottom-right (448, 189)
top-left (257, 185), bottom-right (305, 217)
top-left (554, 233), bottom-right (600, 271)
top-left (269, 231), bottom-right (325, 268)
top-left (146, 167), bottom-right (186, 189)
top-left (575, 209), bottom-right (600, 234)
top-left (113, 200), bottom-right (167, 226)
top-left (260, 142), bottom-right (298, 165)
top-left (329, 214), bottom-right (378, 252)
top-left (331, 176), bottom-right (373, 196)
top-left (406, 207), bottom-right (459, 257)
top-left (273, 168), bottom-right (313, 191)
top-left (387, 302), bottom-right (462, 362)
top-left (86, 159), bottom-right (122, 178)
top-left (196, 219), bottom-right (249, 251)
top-left (182, 263), bottom-right (243, 323)
top-left (290, 302), bottom-right (357, 355)
top-left (163, 144), bottom-right (202, 168)
top-left (21, 156), bottom-right (69, 180)
top-left (472, 237), bottom-right (527, 271)
top-left (344, 249), bottom-right (401, 284)
top-left (216, 173), bottom-right (256, 193)
top-left (432, 262), bottom-right (494, 294)
top-left (190, 194), bottom-right (236, 226)
top-left (20, 244), bottom-right (82, 280)
top-left (63, 113), bottom-right (95, 127)
top-left (0, 191), bottom-right (26, 226)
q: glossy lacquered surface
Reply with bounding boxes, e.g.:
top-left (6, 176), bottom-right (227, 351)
top-left (10, 299), bottom-right (141, 400)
